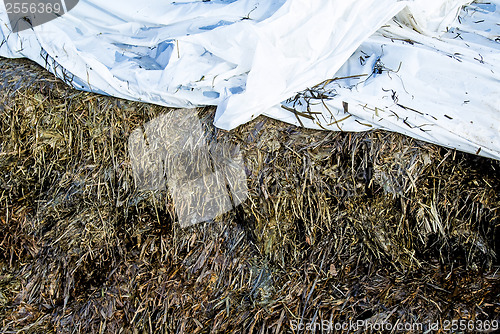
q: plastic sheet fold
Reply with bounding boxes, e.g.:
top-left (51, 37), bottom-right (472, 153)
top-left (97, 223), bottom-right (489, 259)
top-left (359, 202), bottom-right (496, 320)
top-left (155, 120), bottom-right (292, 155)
top-left (1, 0), bottom-right (498, 159)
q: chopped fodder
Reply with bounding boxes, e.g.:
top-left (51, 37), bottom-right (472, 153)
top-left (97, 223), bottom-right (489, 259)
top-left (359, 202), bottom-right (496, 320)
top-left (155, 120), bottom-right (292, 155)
top-left (0, 57), bottom-right (499, 333)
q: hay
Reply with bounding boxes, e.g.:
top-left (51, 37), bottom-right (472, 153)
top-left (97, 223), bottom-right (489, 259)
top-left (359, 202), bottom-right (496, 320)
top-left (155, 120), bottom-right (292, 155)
top-left (0, 57), bottom-right (499, 333)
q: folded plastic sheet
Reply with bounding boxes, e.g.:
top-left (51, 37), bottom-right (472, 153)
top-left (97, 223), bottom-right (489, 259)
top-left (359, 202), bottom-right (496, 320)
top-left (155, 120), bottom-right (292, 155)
top-left (1, 0), bottom-right (498, 159)
top-left (266, 0), bottom-right (500, 160)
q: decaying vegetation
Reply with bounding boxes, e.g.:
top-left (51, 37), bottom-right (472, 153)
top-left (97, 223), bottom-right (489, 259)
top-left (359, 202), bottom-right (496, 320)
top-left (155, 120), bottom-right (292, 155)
top-left (0, 57), bottom-right (499, 333)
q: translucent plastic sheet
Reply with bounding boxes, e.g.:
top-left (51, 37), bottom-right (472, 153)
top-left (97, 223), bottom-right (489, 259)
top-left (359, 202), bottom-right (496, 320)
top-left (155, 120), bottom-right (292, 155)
top-left (1, 0), bottom-right (498, 159)
top-left (266, 0), bottom-right (500, 160)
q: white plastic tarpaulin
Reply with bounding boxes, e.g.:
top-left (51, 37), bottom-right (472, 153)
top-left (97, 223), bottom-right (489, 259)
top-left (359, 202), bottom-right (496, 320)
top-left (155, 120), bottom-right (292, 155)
top-left (1, 0), bottom-right (499, 159)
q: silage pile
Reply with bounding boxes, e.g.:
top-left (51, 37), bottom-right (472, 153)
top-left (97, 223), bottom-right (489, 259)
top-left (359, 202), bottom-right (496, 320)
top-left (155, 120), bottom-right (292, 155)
top-left (0, 57), bottom-right (499, 333)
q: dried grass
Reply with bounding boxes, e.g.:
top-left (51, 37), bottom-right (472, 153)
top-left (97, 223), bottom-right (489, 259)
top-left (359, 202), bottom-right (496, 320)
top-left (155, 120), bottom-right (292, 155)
top-left (0, 57), bottom-right (499, 333)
